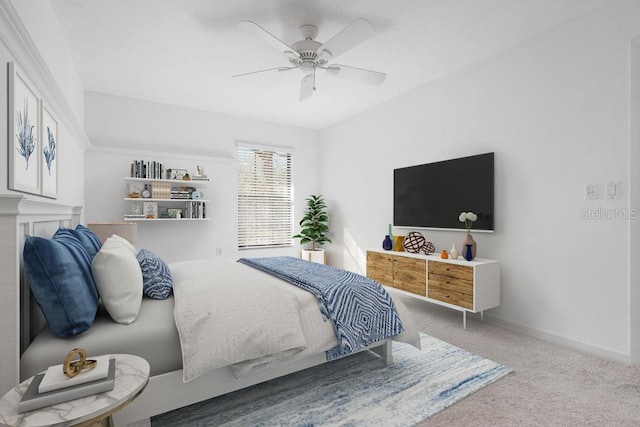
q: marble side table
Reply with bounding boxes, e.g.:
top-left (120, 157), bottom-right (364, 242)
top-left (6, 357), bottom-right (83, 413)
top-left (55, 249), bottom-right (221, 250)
top-left (0, 354), bottom-right (149, 427)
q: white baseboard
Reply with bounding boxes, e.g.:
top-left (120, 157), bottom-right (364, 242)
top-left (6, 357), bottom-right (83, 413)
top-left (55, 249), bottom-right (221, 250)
top-left (485, 314), bottom-right (631, 364)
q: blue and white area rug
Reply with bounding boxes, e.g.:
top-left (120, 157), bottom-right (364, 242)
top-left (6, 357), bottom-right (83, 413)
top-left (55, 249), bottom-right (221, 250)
top-left (152, 333), bottom-right (512, 426)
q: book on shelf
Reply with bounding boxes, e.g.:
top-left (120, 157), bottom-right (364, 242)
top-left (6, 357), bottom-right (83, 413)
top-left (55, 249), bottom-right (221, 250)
top-left (124, 214), bottom-right (146, 219)
top-left (130, 160), bottom-right (166, 179)
top-left (19, 357), bottom-right (115, 413)
top-left (185, 201), bottom-right (206, 219)
top-left (39, 355), bottom-right (111, 393)
top-left (151, 181), bottom-right (171, 199)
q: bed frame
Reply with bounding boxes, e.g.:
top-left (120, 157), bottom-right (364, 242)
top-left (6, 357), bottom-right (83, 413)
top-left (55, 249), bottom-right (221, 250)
top-left (0, 195), bottom-right (392, 426)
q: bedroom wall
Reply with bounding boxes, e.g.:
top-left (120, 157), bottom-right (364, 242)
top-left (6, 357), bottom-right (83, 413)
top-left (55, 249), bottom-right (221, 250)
top-left (0, 1), bottom-right (89, 396)
top-left (84, 92), bottom-right (321, 263)
top-left (0, 0), bottom-right (87, 207)
top-left (320, 0), bottom-right (640, 362)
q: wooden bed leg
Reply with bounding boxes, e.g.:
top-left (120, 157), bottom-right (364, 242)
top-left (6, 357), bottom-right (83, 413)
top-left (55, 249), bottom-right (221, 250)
top-left (371, 340), bottom-right (393, 365)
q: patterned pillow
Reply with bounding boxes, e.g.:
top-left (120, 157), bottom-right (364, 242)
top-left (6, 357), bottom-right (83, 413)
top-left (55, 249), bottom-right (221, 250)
top-left (23, 230), bottom-right (99, 337)
top-left (137, 249), bottom-right (173, 299)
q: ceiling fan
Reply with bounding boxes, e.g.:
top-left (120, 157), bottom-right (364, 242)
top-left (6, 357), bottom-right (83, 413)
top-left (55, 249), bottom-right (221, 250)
top-left (234, 18), bottom-right (386, 101)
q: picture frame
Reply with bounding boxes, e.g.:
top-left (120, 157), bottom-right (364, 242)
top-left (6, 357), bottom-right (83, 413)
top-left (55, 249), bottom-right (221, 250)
top-left (167, 208), bottom-right (183, 218)
top-left (128, 182), bottom-right (143, 198)
top-left (169, 169), bottom-right (188, 180)
top-left (40, 100), bottom-right (58, 198)
top-left (143, 201), bottom-right (158, 219)
top-left (8, 62), bottom-right (41, 196)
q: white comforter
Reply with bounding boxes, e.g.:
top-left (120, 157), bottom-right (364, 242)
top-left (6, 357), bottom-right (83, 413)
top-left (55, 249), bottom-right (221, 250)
top-left (171, 260), bottom-right (335, 381)
top-left (170, 259), bottom-right (420, 383)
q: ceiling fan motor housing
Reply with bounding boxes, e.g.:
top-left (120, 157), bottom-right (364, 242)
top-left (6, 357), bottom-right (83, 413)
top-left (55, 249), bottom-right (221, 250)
top-left (290, 39), bottom-right (323, 73)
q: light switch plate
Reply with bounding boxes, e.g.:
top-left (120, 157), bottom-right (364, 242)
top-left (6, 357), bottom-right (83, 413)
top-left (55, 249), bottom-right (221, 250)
top-left (606, 181), bottom-right (621, 199)
top-left (584, 183), bottom-right (598, 200)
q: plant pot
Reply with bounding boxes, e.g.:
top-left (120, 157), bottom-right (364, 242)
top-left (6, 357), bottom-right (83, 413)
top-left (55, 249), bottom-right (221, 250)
top-left (301, 249), bottom-right (326, 264)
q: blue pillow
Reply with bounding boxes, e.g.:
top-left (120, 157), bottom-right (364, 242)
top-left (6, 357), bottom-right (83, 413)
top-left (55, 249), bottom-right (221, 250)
top-left (70, 224), bottom-right (102, 259)
top-left (136, 249), bottom-right (173, 299)
top-left (23, 230), bottom-right (99, 337)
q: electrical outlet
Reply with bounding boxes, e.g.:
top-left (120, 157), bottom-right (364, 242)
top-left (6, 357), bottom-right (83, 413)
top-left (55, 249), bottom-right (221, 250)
top-left (216, 247), bottom-right (222, 256)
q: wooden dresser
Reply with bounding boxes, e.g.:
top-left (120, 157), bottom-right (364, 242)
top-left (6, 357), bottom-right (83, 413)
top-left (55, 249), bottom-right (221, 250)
top-left (367, 249), bottom-right (500, 328)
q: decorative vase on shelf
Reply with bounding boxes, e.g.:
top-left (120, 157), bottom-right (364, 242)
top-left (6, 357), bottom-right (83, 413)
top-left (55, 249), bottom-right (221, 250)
top-left (462, 233), bottom-right (476, 260)
top-left (382, 235), bottom-right (393, 251)
top-left (464, 244), bottom-right (473, 261)
top-left (450, 243), bottom-right (458, 260)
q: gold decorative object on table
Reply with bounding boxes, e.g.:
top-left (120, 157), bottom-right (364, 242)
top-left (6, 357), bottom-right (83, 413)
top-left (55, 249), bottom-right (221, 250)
top-left (393, 235), bottom-right (405, 251)
top-left (63, 348), bottom-right (97, 378)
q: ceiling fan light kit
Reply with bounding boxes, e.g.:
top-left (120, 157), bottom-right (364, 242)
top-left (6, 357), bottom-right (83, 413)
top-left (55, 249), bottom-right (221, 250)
top-left (235, 18), bottom-right (386, 101)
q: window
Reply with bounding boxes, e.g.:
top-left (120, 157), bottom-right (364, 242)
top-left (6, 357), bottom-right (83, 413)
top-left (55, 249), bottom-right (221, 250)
top-left (237, 144), bottom-right (293, 249)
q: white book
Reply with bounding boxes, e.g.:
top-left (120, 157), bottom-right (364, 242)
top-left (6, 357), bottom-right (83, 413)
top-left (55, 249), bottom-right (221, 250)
top-left (39, 355), bottom-right (111, 393)
top-left (19, 358), bottom-right (115, 413)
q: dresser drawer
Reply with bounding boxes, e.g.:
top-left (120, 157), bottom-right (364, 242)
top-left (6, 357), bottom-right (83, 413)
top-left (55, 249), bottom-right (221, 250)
top-left (428, 261), bottom-right (473, 282)
top-left (428, 277), bottom-right (472, 295)
top-left (366, 251), bottom-right (426, 296)
top-left (428, 285), bottom-right (473, 310)
top-left (366, 251), bottom-right (394, 287)
top-left (393, 257), bottom-right (426, 296)
top-left (428, 261), bottom-right (473, 300)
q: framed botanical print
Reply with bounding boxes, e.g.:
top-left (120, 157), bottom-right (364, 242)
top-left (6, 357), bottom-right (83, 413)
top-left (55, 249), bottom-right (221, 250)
top-left (8, 62), bottom-right (41, 195)
top-left (40, 101), bottom-right (58, 198)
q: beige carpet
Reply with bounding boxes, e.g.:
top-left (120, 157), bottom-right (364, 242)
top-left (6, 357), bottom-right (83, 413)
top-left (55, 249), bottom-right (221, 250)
top-left (391, 292), bottom-right (640, 426)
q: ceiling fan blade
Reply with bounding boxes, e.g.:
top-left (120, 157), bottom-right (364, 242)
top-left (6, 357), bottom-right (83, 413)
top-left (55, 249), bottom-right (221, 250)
top-left (299, 73), bottom-right (315, 101)
top-left (316, 18), bottom-right (376, 62)
top-left (233, 66), bottom-right (296, 78)
top-left (324, 64), bottom-right (386, 85)
top-left (237, 21), bottom-right (298, 59)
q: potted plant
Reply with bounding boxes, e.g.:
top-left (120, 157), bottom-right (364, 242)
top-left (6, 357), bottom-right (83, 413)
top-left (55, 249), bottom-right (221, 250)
top-left (293, 194), bottom-right (331, 264)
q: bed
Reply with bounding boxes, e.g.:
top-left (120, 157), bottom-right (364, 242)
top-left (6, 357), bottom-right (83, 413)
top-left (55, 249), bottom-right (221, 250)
top-left (2, 196), bottom-right (420, 426)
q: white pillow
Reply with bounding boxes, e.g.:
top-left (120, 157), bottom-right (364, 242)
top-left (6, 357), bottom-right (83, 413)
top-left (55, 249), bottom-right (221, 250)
top-left (109, 233), bottom-right (137, 256)
top-left (91, 236), bottom-right (143, 324)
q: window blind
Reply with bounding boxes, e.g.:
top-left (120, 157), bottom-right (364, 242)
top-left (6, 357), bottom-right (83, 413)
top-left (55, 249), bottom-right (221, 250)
top-left (237, 145), bottom-right (293, 249)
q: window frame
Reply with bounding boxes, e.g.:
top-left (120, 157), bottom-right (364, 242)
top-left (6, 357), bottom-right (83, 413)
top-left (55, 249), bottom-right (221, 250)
top-left (236, 142), bottom-right (294, 250)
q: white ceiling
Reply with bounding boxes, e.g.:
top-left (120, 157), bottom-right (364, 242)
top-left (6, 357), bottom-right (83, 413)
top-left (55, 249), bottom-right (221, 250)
top-left (51, 0), bottom-right (609, 130)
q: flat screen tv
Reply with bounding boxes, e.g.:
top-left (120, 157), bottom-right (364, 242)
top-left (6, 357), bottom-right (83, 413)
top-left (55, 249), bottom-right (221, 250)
top-left (393, 152), bottom-right (494, 231)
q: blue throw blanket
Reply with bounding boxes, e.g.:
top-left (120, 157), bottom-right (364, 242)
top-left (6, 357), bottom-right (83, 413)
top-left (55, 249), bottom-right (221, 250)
top-left (237, 256), bottom-right (404, 360)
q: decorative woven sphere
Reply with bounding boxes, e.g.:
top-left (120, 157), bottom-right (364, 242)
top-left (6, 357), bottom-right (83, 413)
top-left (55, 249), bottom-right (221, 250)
top-left (402, 231), bottom-right (435, 255)
top-left (422, 241), bottom-right (435, 255)
top-left (403, 231), bottom-right (425, 253)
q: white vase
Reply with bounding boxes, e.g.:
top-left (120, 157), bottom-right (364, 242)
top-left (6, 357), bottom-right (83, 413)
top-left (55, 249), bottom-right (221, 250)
top-left (450, 243), bottom-right (458, 260)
